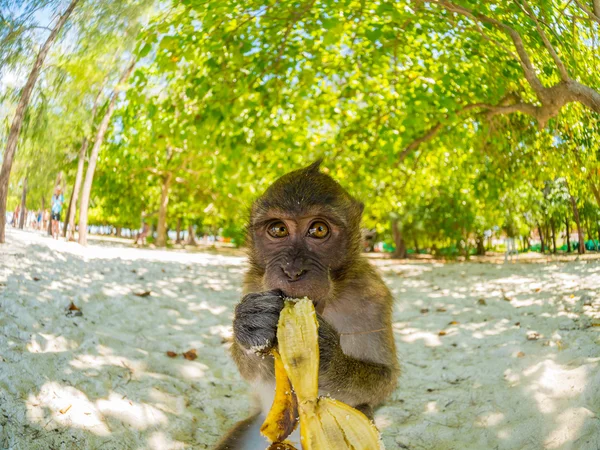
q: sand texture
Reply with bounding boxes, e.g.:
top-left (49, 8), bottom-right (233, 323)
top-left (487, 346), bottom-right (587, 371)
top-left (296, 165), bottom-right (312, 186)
top-left (1, 228), bottom-right (599, 449)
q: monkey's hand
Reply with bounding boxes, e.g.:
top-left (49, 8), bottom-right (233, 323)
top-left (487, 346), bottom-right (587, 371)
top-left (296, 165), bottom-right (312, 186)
top-left (233, 290), bottom-right (285, 352)
top-left (316, 315), bottom-right (343, 370)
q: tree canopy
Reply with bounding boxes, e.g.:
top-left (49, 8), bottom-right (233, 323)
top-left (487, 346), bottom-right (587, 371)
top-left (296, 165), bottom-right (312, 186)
top-left (1, 0), bottom-right (599, 254)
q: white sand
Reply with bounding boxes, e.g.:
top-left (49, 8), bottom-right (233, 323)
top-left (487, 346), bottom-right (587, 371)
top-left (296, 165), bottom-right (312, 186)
top-left (1, 228), bottom-right (599, 449)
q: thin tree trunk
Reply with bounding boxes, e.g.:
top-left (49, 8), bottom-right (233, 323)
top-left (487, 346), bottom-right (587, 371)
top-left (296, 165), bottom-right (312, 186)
top-left (78, 59), bottom-right (136, 246)
top-left (551, 220), bottom-right (557, 254)
top-left (476, 234), bottom-right (485, 256)
top-left (566, 215), bottom-right (571, 252)
top-left (186, 225), bottom-right (197, 246)
top-left (18, 176), bottom-right (27, 229)
top-left (63, 138), bottom-right (88, 239)
top-left (115, 226), bottom-right (122, 237)
top-left (391, 218), bottom-right (407, 259)
top-left (0, 0), bottom-right (79, 243)
top-left (570, 196), bottom-right (585, 254)
top-left (538, 224), bottom-right (545, 253)
top-left (64, 80), bottom-right (106, 239)
top-left (156, 173), bottom-right (172, 247)
top-left (176, 217), bottom-right (182, 244)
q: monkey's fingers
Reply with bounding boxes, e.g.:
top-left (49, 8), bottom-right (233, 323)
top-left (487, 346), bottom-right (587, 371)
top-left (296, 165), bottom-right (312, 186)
top-left (260, 350), bottom-right (299, 443)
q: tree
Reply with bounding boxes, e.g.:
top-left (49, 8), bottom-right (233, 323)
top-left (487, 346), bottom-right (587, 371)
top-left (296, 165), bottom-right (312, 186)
top-left (0, 0), bottom-right (79, 243)
top-left (78, 59), bottom-right (136, 246)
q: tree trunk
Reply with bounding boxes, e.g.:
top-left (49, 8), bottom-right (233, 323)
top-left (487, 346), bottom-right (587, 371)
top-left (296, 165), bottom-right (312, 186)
top-left (538, 224), bottom-right (545, 253)
top-left (78, 60), bottom-right (136, 246)
top-left (18, 176), bottom-right (27, 229)
top-left (115, 226), bottom-right (122, 237)
top-left (570, 196), bottom-right (585, 254)
top-left (391, 218), bottom-right (407, 259)
top-left (565, 215), bottom-right (571, 252)
top-left (63, 138), bottom-right (89, 239)
top-left (156, 173), bottom-right (172, 247)
top-left (413, 235), bottom-right (419, 254)
top-left (475, 234), bottom-right (485, 256)
top-left (0, 0), bottom-right (79, 244)
top-left (176, 218), bottom-right (182, 244)
top-left (551, 220), bottom-right (557, 254)
top-left (186, 225), bottom-right (197, 246)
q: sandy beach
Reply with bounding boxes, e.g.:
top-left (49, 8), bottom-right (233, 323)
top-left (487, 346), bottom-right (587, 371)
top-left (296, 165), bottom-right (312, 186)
top-left (1, 228), bottom-right (599, 449)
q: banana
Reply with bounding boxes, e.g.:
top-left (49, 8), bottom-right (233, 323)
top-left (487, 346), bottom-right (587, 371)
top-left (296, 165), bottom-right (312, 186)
top-left (261, 298), bottom-right (384, 450)
top-left (260, 350), bottom-right (299, 442)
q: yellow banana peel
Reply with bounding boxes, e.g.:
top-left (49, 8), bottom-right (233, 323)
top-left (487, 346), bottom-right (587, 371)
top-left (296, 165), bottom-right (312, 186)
top-left (260, 298), bottom-right (383, 450)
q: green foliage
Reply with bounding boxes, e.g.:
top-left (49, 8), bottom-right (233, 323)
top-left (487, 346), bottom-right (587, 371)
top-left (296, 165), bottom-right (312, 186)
top-left (2, 0), bottom-right (599, 250)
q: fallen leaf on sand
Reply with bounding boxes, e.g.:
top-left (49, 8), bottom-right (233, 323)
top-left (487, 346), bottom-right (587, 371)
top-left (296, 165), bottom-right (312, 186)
top-left (448, 321), bottom-right (459, 325)
top-left (67, 302), bottom-right (80, 311)
top-left (134, 291), bottom-right (151, 297)
top-left (526, 331), bottom-right (541, 340)
top-left (59, 404), bottom-right (72, 414)
top-left (535, 288), bottom-right (541, 292)
top-left (166, 351), bottom-right (177, 358)
top-left (438, 330), bottom-right (447, 336)
top-left (477, 299), bottom-right (487, 305)
top-left (66, 302), bottom-right (83, 317)
top-left (183, 349), bottom-right (197, 360)
top-left (33, 276), bottom-right (40, 281)
top-left (516, 351), bottom-right (525, 358)
top-left (436, 307), bottom-right (447, 312)
top-left (420, 308), bottom-right (429, 314)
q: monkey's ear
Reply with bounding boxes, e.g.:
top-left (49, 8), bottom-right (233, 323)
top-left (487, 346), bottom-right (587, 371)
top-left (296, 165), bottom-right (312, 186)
top-left (357, 201), bottom-right (365, 215)
top-left (305, 158), bottom-right (324, 174)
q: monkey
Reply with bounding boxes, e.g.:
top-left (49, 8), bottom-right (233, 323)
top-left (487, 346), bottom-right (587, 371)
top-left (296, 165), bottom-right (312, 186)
top-left (214, 160), bottom-right (399, 449)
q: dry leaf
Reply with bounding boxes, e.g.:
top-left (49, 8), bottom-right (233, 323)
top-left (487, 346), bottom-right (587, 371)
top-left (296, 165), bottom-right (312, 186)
top-left (166, 351), bottom-right (177, 358)
top-left (420, 308), bottom-right (429, 314)
top-left (535, 288), bottom-right (541, 292)
top-left (183, 349), bottom-right (197, 361)
top-left (448, 321), bottom-right (459, 325)
top-left (477, 298), bottom-right (487, 305)
top-left (68, 302), bottom-right (80, 311)
top-left (526, 331), bottom-right (541, 340)
top-left (33, 276), bottom-right (40, 281)
top-left (134, 291), bottom-right (151, 297)
top-left (438, 330), bottom-right (447, 336)
top-left (436, 307), bottom-right (447, 312)
top-left (516, 351), bottom-right (525, 358)
top-left (59, 404), bottom-right (72, 414)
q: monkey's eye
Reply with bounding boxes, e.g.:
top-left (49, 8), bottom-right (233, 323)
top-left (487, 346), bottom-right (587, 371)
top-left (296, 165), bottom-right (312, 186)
top-left (307, 221), bottom-right (329, 239)
top-left (267, 221), bottom-right (289, 238)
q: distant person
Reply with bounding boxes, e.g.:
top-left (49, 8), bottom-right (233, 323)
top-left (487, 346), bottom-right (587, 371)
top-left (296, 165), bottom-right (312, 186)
top-left (51, 187), bottom-right (64, 239)
top-left (13, 205), bottom-right (20, 228)
top-left (43, 209), bottom-right (50, 231)
top-left (135, 222), bottom-right (150, 245)
top-left (37, 210), bottom-right (42, 230)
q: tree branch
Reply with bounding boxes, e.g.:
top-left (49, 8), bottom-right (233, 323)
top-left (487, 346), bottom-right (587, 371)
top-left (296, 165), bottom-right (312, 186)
top-left (520, 0), bottom-right (570, 80)
top-left (436, 0), bottom-right (546, 98)
top-left (572, 0), bottom-right (600, 23)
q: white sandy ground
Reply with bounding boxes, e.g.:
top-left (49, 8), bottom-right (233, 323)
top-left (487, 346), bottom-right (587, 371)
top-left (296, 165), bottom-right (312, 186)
top-left (0, 228), bottom-right (599, 450)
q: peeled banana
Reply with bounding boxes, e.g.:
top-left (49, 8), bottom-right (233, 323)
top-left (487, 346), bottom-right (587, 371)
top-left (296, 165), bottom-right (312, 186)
top-left (260, 298), bottom-right (383, 450)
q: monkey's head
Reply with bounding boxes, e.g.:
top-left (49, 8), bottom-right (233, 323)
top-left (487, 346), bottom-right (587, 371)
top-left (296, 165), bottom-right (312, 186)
top-left (247, 160), bottom-right (364, 307)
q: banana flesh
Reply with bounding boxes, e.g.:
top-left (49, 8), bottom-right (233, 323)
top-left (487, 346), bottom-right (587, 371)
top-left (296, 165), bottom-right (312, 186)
top-left (260, 298), bottom-right (383, 450)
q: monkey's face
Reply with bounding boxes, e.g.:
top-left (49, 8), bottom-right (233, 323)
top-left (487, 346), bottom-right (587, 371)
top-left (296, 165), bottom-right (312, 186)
top-left (252, 209), bottom-right (351, 305)
top-left (248, 162), bottom-right (364, 310)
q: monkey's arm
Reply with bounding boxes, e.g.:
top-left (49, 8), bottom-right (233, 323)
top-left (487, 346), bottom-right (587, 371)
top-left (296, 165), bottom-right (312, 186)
top-left (317, 316), bottom-right (399, 407)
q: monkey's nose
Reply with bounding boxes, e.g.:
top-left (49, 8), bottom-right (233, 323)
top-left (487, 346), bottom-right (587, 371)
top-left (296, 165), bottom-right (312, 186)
top-left (281, 267), bottom-right (307, 281)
